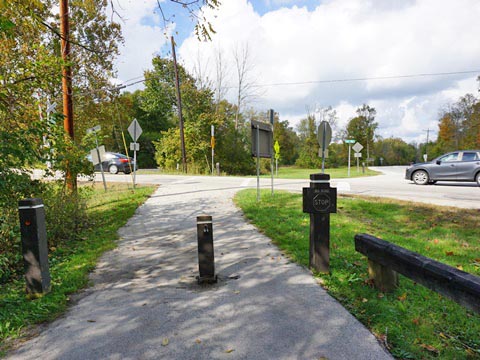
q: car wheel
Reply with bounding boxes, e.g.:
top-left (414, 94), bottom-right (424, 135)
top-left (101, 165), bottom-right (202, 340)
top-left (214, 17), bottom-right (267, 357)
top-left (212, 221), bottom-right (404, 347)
top-left (109, 164), bottom-right (119, 174)
top-left (476, 172), bottom-right (480, 186)
top-left (412, 170), bottom-right (429, 185)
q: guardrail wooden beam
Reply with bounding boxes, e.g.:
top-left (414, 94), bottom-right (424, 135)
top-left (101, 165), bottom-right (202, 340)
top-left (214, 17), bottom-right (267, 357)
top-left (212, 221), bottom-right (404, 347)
top-left (355, 233), bottom-right (480, 314)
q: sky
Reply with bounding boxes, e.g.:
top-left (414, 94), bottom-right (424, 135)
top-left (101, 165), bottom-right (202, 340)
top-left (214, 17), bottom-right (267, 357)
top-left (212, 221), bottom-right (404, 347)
top-left (111, 0), bottom-right (480, 143)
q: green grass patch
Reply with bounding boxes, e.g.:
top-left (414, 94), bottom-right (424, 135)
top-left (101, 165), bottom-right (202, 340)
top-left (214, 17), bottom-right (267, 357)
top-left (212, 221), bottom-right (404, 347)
top-left (235, 189), bottom-right (480, 359)
top-left (135, 166), bottom-right (380, 179)
top-left (263, 166), bottom-right (380, 179)
top-left (0, 183), bottom-right (156, 354)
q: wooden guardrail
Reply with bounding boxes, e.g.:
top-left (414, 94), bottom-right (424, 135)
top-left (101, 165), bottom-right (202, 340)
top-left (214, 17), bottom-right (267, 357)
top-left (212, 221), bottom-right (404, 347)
top-left (354, 233), bottom-right (480, 314)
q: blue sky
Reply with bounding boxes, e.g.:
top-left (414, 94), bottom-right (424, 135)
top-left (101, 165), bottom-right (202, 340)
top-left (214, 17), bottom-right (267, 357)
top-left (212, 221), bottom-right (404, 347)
top-left (113, 0), bottom-right (480, 143)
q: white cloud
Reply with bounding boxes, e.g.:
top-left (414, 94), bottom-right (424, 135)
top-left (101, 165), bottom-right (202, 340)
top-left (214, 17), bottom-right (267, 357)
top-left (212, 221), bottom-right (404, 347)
top-left (112, 0), bottom-right (173, 86)
top-left (176, 0), bottom-right (480, 142)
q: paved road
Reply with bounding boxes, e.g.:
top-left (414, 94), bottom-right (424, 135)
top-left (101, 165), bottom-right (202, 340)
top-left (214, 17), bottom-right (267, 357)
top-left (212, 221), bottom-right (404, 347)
top-left (8, 171), bottom-right (392, 359)
top-left (97, 166), bottom-right (480, 209)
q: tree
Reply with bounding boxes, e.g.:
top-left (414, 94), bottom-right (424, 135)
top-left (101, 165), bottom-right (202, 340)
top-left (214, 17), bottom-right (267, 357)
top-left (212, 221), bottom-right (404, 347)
top-left (436, 113), bottom-right (457, 153)
top-left (346, 104), bottom-right (378, 164)
top-left (295, 114), bottom-right (321, 168)
top-left (373, 137), bottom-right (416, 165)
top-left (233, 43), bottom-right (259, 130)
top-left (316, 106), bottom-right (339, 139)
top-left (435, 94), bottom-right (480, 154)
top-left (153, 0), bottom-right (221, 41)
top-left (274, 119), bottom-right (299, 165)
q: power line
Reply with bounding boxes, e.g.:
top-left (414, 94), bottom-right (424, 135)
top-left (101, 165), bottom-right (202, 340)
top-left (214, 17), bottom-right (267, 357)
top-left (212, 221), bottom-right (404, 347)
top-left (117, 69), bottom-right (480, 90)
top-left (246, 70), bottom-right (480, 88)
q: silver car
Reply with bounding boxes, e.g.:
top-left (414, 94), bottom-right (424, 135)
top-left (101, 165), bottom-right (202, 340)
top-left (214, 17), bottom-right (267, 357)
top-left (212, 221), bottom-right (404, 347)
top-left (405, 150), bottom-right (480, 185)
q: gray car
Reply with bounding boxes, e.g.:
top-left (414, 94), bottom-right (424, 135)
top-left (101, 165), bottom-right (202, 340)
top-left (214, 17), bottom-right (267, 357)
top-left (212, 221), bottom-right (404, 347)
top-left (405, 150), bottom-right (480, 185)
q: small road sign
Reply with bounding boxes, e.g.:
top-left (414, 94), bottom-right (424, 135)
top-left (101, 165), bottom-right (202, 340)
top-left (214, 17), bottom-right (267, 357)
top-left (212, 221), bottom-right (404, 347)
top-left (345, 139), bottom-right (355, 144)
top-left (354, 152), bottom-right (362, 158)
top-left (352, 142), bottom-right (363, 153)
top-left (128, 119), bottom-right (143, 141)
top-left (90, 145), bottom-right (106, 165)
top-left (130, 143), bottom-right (140, 151)
top-left (86, 125), bottom-right (101, 134)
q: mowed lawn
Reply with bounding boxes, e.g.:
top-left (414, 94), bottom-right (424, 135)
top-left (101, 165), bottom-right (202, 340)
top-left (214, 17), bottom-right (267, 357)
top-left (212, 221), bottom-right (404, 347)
top-left (262, 166), bottom-right (380, 179)
top-left (235, 189), bottom-right (480, 359)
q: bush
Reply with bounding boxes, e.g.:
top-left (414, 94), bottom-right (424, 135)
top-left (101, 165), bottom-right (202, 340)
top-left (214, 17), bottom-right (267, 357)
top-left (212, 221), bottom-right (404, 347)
top-left (0, 117), bottom-right (94, 284)
top-left (0, 180), bottom-right (90, 285)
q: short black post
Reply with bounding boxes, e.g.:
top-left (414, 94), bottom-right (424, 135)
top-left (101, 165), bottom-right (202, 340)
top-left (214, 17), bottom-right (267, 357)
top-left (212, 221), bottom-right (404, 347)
top-left (302, 174), bottom-right (337, 273)
top-left (18, 198), bottom-right (51, 296)
top-left (196, 215), bottom-right (217, 284)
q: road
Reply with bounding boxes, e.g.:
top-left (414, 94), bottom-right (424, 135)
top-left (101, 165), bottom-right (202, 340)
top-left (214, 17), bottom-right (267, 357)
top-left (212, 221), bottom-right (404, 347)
top-left (96, 166), bottom-right (480, 209)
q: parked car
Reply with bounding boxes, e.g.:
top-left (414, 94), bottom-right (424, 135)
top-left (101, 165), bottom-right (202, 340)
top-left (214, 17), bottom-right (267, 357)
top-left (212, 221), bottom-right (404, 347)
top-left (88, 152), bottom-right (136, 174)
top-left (405, 150), bottom-right (480, 185)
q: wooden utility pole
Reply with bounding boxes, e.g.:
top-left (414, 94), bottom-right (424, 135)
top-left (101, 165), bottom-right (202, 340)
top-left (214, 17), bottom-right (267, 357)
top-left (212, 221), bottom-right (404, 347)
top-left (171, 36), bottom-right (187, 173)
top-left (60, 0), bottom-right (76, 190)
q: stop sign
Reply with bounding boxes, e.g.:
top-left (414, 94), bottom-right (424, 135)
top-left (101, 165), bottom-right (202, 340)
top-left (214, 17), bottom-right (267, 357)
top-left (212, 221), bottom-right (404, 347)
top-left (317, 121), bottom-right (332, 148)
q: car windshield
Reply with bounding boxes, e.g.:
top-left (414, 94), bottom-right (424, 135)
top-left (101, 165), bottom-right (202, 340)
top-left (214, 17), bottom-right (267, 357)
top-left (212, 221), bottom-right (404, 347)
top-left (438, 153), bottom-right (459, 162)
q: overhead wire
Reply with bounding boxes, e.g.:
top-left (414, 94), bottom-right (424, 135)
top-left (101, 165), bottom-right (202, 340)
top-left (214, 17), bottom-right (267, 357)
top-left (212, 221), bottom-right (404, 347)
top-left (116, 69), bottom-right (480, 90)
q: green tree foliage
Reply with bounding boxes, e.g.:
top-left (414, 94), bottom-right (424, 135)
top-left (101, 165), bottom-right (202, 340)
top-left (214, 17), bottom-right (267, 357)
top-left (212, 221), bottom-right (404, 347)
top-left (274, 119), bottom-right (299, 165)
top-left (434, 94), bottom-right (480, 154)
top-left (0, 0), bottom-right (120, 282)
top-left (295, 115), bottom-right (321, 168)
top-left (346, 104), bottom-right (378, 163)
top-left (295, 112), bottom-right (342, 169)
top-left (432, 94), bottom-right (480, 156)
top-left (143, 57), bottom-right (255, 175)
top-left (373, 137), bottom-right (417, 165)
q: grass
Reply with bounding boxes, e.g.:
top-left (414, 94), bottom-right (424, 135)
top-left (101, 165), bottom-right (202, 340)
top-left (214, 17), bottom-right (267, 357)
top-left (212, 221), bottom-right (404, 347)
top-left (136, 166), bottom-right (380, 179)
top-left (235, 189), bottom-right (480, 359)
top-left (0, 183), bottom-right (156, 355)
top-left (264, 166), bottom-right (380, 179)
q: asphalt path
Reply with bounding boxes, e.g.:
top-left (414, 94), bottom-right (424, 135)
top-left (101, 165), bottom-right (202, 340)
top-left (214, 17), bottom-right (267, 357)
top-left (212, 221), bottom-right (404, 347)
top-left (8, 168), bottom-right (393, 359)
top-left (97, 166), bottom-right (480, 209)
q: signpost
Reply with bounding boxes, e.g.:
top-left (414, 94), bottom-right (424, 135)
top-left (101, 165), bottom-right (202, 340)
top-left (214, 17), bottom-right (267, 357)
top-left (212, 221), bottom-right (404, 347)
top-left (317, 121), bottom-right (332, 173)
top-left (128, 119), bottom-right (143, 189)
top-left (302, 173), bottom-right (337, 273)
top-left (211, 125), bottom-right (215, 176)
top-left (274, 140), bottom-right (280, 177)
top-left (352, 142), bottom-right (364, 173)
top-left (251, 118), bottom-right (273, 202)
top-left (87, 125), bottom-right (107, 191)
top-left (345, 139), bottom-right (355, 177)
top-left (268, 109), bottom-right (275, 196)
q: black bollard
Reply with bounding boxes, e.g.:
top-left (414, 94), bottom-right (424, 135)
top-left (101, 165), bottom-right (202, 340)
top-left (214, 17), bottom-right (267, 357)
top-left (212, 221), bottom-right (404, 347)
top-left (302, 174), bottom-right (337, 273)
top-left (196, 215), bottom-right (217, 284)
top-left (18, 198), bottom-right (51, 296)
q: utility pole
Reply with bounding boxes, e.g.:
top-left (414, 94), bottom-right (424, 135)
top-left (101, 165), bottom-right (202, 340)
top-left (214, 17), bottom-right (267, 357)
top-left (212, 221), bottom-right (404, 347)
top-left (423, 128), bottom-right (431, 162)
top-left (60, 0), bottom-right (76, 190)
top-left (171, 36), bottom-right (187, 173)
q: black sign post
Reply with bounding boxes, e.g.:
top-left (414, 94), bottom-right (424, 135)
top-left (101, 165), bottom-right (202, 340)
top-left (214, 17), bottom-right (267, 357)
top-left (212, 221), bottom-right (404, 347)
top-left (18, 198), bottom-right (51, 296)
top-left (302, 174), bottom-right (337, 273)
top-left (251, 119), bottom-right (273, 202)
